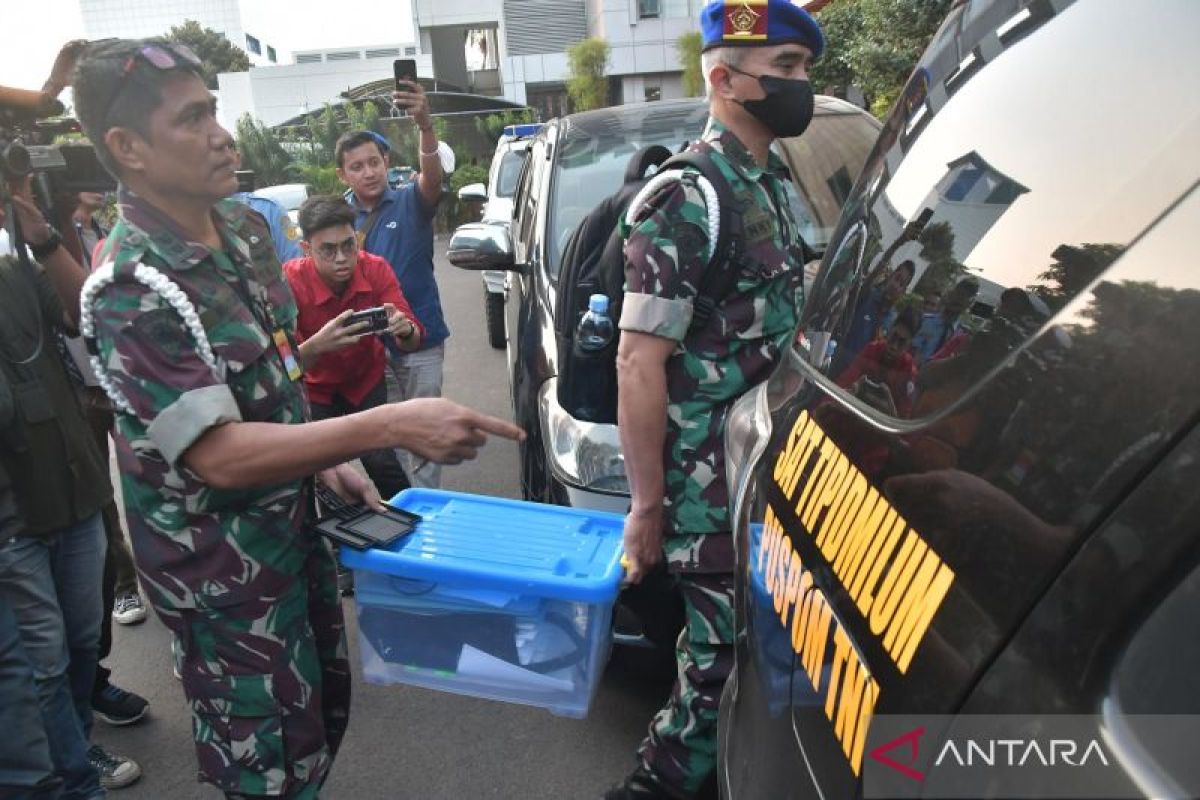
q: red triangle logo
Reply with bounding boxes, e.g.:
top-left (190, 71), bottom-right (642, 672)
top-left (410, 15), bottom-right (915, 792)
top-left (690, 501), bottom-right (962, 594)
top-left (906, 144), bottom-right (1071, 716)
top-left (869, 726), bottom-right (926, 782)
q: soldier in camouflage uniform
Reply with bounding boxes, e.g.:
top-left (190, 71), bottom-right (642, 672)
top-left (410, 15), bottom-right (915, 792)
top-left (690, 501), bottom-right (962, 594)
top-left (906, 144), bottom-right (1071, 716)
top-left (72, 39), bottom-right (522, 799)
top-left (608, 3), bottom-right (825, 798)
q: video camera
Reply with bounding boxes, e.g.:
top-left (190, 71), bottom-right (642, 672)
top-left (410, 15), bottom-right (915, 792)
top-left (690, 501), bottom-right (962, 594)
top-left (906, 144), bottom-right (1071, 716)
top-left (0, 83), bottom-right (116, 249)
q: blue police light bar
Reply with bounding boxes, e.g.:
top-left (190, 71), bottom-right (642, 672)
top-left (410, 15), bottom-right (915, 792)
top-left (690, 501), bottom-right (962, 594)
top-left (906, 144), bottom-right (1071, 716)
top-left (502, 123), bottom-right (543, 140)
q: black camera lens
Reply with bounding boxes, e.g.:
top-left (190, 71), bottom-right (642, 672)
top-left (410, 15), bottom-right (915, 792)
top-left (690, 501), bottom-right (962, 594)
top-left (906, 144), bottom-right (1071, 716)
top-left (0, 140), bottom-right (32, 179)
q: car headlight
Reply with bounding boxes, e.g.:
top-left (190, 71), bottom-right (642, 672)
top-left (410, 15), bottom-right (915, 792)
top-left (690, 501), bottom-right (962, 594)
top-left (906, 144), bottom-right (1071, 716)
top-left (724, 382), bottom-right (770, 525)
top-left (538, 379), bottom-right (629, 494)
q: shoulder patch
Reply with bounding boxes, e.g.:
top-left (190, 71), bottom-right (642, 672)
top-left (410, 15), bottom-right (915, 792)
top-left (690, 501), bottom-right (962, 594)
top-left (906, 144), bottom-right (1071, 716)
top-left (131, 307), bottom-right (194, 361)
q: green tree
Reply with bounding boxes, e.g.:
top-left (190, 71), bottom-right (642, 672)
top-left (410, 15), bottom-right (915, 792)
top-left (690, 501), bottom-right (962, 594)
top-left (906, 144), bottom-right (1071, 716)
top-left (450, 163), bottom-right (488, 194)
top-left (474, 110), bottom-right (537, 144)
top-left (167, 20), bottom-right (251, 89)
top-left (345, 101), bottom-right (383, 136)
top-left (299, 163), bottom-right (343, 195)
top-left (234, 114), bottom-right (297, 186)
top-left (809, 0), bottom-right (950, 117)
top-left (850, 0), bottom-right (953, 116)
top-left (566, 38), bottom-right (611, 112)
top-left (1030, 243), bottom-right (1125, 312)
top-left (676, 31), bottom-right (704, 98)
top-left (808, 0), bottom-right (866, 96)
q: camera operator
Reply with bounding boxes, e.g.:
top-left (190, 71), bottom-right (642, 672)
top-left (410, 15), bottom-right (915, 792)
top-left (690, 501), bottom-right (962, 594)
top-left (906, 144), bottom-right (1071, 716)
top-left (73, 38), bottom-right (522, 800)
top-left (0, 177), bottom-right (141, 796)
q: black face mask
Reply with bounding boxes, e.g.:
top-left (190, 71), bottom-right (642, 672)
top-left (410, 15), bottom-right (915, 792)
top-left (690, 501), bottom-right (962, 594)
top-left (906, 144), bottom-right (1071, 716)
top-left (730, 67), bottom-right (815, 138)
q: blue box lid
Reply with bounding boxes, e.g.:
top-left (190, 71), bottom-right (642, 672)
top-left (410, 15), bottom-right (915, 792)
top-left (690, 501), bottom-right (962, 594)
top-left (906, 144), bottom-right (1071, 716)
top-left (339, 489), bottom-right (626, 603)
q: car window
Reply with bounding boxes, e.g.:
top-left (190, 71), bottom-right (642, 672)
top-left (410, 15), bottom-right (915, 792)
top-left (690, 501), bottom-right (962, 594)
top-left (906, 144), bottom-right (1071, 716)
top-left (515, 137), bottom-right (548, 255)
top-left (254, 184), bottom-right (308, 212)
top-left (545, 101), bottom-right (877, 281)
top-left (495, 150), bottom-right (527, 198)
top-left (803, 0), bottom-right (1200, 428)
top-left (774, 109), bottom-right (881, 255)
top-left (546, 101), bottom-right (710, 279)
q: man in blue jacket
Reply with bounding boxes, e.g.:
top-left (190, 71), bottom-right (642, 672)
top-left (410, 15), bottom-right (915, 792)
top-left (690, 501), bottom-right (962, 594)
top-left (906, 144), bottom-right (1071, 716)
top-left (336, 85), bottom-right (450, 488)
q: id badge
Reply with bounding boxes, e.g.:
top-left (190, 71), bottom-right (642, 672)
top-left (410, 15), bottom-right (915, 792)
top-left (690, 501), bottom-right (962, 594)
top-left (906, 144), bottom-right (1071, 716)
top-left (272, 328), bottom-right (303, 382)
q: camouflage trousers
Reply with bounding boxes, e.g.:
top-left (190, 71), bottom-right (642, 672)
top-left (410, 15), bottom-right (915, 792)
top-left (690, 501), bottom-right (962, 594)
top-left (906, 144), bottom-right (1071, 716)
top-left (157, 543), bottom-right (351, 799)
top-left (637, 570), bottom-right (735, 798)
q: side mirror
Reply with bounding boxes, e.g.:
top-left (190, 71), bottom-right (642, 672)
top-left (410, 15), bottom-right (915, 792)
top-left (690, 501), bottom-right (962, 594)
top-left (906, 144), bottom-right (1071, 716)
top-left (457, 183), bottom-right (487, 203)
top-left (447, 223), bottom-right (517, 272)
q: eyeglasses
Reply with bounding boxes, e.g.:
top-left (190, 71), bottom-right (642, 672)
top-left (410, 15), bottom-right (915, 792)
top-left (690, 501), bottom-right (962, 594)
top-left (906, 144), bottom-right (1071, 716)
top-left (100, 43), bottom-right (203, 127)
top-left (314, 236), bottom-right (359, 261)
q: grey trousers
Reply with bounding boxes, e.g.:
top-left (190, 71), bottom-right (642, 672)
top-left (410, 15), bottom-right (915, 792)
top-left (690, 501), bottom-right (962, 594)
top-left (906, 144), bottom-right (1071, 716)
top-left (386, 343), bottom-right (446, 489)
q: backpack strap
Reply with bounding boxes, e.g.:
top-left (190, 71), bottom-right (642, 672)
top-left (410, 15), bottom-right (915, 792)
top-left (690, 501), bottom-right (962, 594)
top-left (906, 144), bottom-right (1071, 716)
top-left (624, 147), bottom-right (744, 333)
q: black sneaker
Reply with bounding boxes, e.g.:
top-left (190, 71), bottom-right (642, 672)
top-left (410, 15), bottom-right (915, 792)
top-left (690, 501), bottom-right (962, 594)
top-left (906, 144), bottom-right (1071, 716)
top-left (86, 744), bottom-right (142, 789)
top-left (92, 683), bottom-right (149, 726)
top-left (604, 767), bottom-right (679, 800)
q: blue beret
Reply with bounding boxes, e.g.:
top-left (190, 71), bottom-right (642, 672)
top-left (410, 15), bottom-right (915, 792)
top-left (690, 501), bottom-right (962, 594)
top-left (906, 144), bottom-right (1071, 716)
top-left (367, 131), bottom-right (391, 153)
top-left (700, 0), bottom-right (824, 59)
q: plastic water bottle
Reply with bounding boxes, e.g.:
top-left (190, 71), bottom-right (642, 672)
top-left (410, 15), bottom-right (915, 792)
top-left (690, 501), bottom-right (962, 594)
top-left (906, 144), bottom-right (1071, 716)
top-left (577, 294), bottom-right (615, 352)
top-left (570, 294), bottom-right (616, 421)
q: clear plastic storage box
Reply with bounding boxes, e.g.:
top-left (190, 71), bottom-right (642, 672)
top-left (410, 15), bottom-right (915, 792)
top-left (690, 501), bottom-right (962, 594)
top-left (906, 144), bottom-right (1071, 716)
top-left (339, 489), bottom-right (626, 718)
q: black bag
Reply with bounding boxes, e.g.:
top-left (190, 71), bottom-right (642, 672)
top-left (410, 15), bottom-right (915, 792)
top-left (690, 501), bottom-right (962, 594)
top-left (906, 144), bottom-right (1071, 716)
top-left (554, 144), bottom-right (744, 424)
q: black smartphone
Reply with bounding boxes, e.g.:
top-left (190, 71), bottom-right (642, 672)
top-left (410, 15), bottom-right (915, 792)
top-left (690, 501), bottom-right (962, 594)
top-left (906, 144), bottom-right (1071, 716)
top-left (393, 58), bottom-right (417, 91)
top-left (345, 306), bottom-right (390, 334)
top-left (336, 510), bottom-right (417, 547)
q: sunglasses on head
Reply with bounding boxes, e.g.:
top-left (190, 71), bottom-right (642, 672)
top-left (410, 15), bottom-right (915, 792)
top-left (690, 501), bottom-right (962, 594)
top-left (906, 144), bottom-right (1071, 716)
top-left (99, 42), bottom-right (203, 126)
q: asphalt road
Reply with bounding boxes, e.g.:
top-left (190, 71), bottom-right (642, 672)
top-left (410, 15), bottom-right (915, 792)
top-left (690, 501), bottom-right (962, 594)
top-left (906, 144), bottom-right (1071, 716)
top-left (93, 240), bottom-right (668, 799)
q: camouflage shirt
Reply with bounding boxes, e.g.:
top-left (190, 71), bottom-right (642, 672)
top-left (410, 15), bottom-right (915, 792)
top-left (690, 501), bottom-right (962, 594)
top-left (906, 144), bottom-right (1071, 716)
top-left (90, 189), bottom-right (313, 610)
top-left (621, 118), bottom-right (805, 551)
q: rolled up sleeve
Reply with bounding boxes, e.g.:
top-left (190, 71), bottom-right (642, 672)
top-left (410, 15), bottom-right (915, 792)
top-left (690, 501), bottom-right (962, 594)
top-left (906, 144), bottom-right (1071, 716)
top-left (92, 281), bottom-right (243, 466)
top-left (619, 176), bottom-right (710, 343)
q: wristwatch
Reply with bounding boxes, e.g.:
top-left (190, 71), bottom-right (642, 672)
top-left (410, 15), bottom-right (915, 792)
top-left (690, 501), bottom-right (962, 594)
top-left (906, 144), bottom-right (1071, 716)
top-left (29, 227), bottom-right (63, 260)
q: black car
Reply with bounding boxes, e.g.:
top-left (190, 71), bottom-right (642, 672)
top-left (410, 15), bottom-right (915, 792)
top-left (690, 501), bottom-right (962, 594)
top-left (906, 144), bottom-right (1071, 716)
top-left (717, 0), bottom-right (1200, 798)
top-left (448, 97), bottom-right (881, 514)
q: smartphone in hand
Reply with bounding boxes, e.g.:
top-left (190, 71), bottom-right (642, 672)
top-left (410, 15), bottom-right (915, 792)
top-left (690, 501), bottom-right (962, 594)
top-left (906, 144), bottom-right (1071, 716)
top-left (393, 58), bottom-right (418, 89)
top-left (345, 306), bottom-right (390, 335)
top-left (392, 59), bottom-right (418, 117)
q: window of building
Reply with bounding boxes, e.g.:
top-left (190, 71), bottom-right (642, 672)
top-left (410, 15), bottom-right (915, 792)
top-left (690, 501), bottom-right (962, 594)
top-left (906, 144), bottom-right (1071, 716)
top-left (644, 84), bottom-right (662, 102)
top-left (267, 46), bottom-right (277, 63)
top-left (245, 34), bottom-right (261, 55)
top-left (639, 0), bottom-right (661, 19)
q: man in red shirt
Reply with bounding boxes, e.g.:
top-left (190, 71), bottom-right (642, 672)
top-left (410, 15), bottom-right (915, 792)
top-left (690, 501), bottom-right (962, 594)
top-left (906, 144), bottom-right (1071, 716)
top-left (836, 305), bottom-right (920, 418)
top-left (285, 195), bottom-right (423, 501)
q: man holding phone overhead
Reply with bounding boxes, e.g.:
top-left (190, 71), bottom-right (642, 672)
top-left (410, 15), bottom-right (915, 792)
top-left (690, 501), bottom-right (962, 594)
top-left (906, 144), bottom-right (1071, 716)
top-left (284, 194), bottom-right (423, 502)
top-left (336, 65), bottom-right (452, 488)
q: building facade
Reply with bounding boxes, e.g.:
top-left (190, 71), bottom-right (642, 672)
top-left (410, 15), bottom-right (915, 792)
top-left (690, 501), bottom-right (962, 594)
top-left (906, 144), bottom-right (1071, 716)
top-left (78, 0), bottom-right (281, 65)
top-left (415, 0), bottom-right (706, 118)
top-left (218, 44), bottom-right (432, 129)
